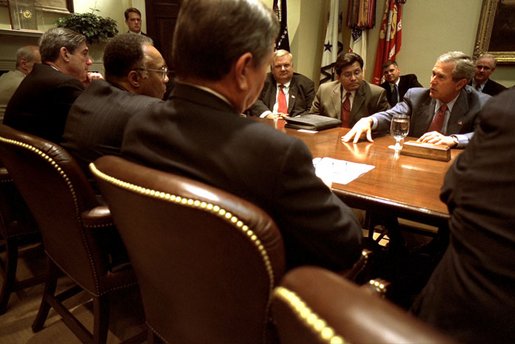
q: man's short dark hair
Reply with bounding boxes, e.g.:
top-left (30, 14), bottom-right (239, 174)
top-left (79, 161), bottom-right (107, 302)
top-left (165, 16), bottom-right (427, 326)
top-left (124, 7), bottom-right (142, 20)
top-left (103, 33), bottom-right (153, 81)
top-left (39, 28), bottom-right (86, 63)
top-left (334, 52), bottom-right (364, 76)
top-left (382, 60), bottom-right (397, 70)
top-left (172, 0), bottom-right (279, 81)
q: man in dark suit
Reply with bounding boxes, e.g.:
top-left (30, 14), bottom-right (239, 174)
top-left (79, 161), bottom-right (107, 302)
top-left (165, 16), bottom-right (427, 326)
top-left (122, 0), bottom-right (362, 271)
top-left (411, 89), bottom-right (515, 343)
top-left (310, 52), bottom-right (389, 128)
top-left (380, 60), bottom-right (422, 106)
top-left (470, 53), bottom-right (507, 96)
top-left (3, 28), bottom-right (93, 143)
top-left (62, 33), bottom-right (166, 172)
top-left (344, 51), bottom-right (490, 148)
top-left (247, 49), bottom-right (314, 118)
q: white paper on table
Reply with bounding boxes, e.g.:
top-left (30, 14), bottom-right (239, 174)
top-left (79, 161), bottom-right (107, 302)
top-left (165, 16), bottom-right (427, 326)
top-left (312, 157), bottom-right (375, 186)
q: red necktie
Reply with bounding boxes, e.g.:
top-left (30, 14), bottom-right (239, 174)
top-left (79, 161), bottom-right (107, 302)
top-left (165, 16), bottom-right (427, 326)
top-left (341, 92), bottom-right (351, 128)
top-left (277, 85), bottom-right (288, 114)
top-left (428, 103), bottom-right (448, 133)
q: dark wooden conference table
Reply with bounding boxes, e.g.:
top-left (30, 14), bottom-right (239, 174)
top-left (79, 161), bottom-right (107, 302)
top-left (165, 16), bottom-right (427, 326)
top-left (259, 118), bottom-right (461, 227)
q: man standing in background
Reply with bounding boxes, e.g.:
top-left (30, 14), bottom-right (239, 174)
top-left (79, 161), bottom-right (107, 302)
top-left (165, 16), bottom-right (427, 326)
top-left (0, 45), bottom-right (41, 121)
top-left (470, 53), bottom-right (506, 96)
top-left (380, 60), bottom-right (422, 107)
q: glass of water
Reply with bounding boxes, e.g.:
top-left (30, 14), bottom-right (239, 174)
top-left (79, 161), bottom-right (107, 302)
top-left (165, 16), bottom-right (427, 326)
top-left (390, 114), bottom-right (410, 150)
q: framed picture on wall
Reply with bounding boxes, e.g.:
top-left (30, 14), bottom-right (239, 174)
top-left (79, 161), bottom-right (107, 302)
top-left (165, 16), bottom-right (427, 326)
top-left (1, 0), bottom-right (73, 13)
top-left (474, 0), bottom-right (515, 64)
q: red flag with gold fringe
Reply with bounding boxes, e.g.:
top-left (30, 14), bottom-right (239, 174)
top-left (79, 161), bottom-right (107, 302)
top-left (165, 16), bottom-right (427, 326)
top-left (372, 0), bottom-right (405, 84)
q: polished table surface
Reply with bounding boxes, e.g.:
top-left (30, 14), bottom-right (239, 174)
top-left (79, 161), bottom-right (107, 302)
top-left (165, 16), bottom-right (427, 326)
top-left (260, 119), bottom-right (461, 225)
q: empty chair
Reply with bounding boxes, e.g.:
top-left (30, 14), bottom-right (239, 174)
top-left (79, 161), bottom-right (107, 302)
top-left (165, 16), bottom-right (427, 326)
top-left (0, 167), bottom-right (43, 314)
top-left (271, 266), bottom-right (456, 344)
top-left (0, 125), bottom-right (135, 344)
top-left (90, 155), bottom-right (286, 344)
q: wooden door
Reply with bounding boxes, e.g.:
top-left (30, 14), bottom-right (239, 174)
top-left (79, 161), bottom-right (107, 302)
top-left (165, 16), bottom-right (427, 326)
top-left (145, 0), bottom-right (181, 70)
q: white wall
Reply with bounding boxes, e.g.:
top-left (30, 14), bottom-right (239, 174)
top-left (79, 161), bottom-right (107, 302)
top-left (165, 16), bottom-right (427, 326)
top-left (1, 0), bottom-right (514, 87)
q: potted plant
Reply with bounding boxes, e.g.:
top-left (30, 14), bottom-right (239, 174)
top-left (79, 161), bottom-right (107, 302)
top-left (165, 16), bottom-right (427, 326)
top-left (56, 9), bottom-right (118, 44)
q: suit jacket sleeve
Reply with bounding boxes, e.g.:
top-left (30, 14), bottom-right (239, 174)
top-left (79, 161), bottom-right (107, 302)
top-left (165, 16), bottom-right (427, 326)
top-left (274, 138), bottom-right (362, 270)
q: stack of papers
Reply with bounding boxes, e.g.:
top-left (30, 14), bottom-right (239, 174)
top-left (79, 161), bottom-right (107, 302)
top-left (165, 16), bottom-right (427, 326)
top-left (313, 157), bottom-right (375, 186)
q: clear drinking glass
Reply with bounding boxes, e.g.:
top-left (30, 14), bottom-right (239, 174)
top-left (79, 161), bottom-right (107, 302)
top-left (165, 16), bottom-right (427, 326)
top-left (390, 114), bottom-right (410, 150)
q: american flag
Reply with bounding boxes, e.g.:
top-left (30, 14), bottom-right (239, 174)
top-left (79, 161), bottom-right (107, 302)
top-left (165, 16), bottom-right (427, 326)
top-left (273, 0), bottom-right (290, 51)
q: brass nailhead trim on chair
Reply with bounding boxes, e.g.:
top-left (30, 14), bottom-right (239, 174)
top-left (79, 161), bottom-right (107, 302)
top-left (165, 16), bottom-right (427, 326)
top-left (89, 162), bottom-right (276, 293)
top-left (0, 136), bottom-right (102, 289)
top-left (273, 286), bottom-right (346, 344)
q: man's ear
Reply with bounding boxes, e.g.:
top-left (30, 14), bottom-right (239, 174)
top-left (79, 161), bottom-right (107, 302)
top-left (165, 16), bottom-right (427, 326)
top-left (60, 47), bottom-right (70, 62)
top-left (456, 78), bottom-right (468, 90)
top-left (234, 52), bottom-right (253, 91)
top-left (128, 70), bottom-right (141, 87)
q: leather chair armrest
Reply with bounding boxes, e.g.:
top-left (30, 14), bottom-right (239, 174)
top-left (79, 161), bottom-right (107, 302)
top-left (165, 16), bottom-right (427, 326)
top-left (81, 205), bottom-right (113, 229)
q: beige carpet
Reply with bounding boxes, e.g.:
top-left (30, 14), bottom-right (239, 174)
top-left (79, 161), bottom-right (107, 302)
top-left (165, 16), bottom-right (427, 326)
top-left (0, 245), bottom-right (146, 343)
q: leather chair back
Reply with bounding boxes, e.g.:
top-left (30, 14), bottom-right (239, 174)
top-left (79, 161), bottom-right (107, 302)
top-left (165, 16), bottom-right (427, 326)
top-left (91, 155), bottom-right (286, 343)
top-left (0, 124), bottom-right (109, 294)
top-left (271, 266), bottom-right (456, 344)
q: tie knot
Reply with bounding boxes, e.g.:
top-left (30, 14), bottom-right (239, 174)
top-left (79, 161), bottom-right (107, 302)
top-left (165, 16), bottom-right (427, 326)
top-left (439, 104), bottom-right (448, 112)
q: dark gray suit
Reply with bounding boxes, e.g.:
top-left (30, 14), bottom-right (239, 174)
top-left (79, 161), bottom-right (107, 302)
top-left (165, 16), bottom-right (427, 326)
top-left (62, 79), bottom-right (162, 171)
top-left (372, 86), bottom-right (490, 143)
top-left (380, 74), bottom-right (422, 106)
top-left (310, 80), bottom-right (389, 127)
top-left (471, 78), bottom-right (507, 96)
top-left (122, 82), bottom-right (362, 271)
top-left (3, 63), bottom-right (84, 143)
top-left (247, 72), bottom-right (314, 117)
top-left (412, 89), bottom-right (515, 343)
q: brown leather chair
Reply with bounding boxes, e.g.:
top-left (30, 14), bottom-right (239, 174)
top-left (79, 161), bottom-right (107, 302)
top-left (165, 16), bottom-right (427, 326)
top-left (0, 125), bottom-right (135, 344)
top-left (90, 155), bottom-right (286, 344)
top-left (0, 167), bottom-right (44, 314)
top-left (271, 266), bottom-right (456, 344)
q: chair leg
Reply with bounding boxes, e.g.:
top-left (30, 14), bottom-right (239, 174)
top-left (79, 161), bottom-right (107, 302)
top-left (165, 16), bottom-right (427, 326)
top-left (0, 237), bottom-right (18, 314)
top-left (32, 259), bottom-right (59, 332)
top-left (93, 294), bottom-right (110, 344)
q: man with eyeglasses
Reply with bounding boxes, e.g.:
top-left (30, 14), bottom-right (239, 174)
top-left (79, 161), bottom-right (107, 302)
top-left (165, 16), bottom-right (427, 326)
top-left (310, 52), bottom-right (389, 128)
top-left (246, 49), bottom-right (314, 119)
top-left (62, 33), bottom-right (167, 173)
top-left (470, 53), bottom-right (506, 96)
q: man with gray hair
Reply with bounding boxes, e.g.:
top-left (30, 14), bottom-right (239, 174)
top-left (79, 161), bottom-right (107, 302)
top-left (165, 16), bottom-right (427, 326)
top-left (343, 51), bottom-right (491, 148)
top-left (4, 27), bottom-right (92, 143)
top-left (122, 0), bottom-right (362, 271)
top-left (0, 45), bottom-right (41, 120)
top-left (247, 49), bottom-right (315, 118)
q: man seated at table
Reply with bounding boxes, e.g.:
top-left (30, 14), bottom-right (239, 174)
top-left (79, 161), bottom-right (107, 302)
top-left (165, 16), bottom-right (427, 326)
top-left (310, 52), bottom-right (389, 128)
top-left (246, 49), bottom-right (314, 118)
top-left (3, 28), bottom-right (94, 143)
top-left (343, 51), bottom-right (491, 148)
top-left (411, 88), bottom-right (515, 343)
top-left (62, 33), bottom-right (166, 172)
top-left (470, 53), bottom-right (506, 96)
top-left (0, 45), bottom-right (41, 121)
top-left (122, 0), bottom-right (362, 271)
top-left (380, 60), bottom-right (422, 107)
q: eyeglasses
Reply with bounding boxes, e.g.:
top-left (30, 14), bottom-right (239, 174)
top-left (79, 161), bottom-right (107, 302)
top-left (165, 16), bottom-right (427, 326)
top-left (137, 67), bottom-right (169, 80)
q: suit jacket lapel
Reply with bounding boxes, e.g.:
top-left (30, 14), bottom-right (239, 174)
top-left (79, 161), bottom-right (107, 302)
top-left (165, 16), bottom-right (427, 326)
top-left (447, 89), bottom-right (468, 134)
top-left (287, 78), bottom-right (297, 113)
top-left (351, 83), bottom-right (365, 119)
top-left (331, 82), bottom-right (341, 119)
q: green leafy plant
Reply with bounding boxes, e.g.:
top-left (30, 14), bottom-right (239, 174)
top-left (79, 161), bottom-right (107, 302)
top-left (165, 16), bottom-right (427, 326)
top-left (56, 8), bottom-right (118, 44)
